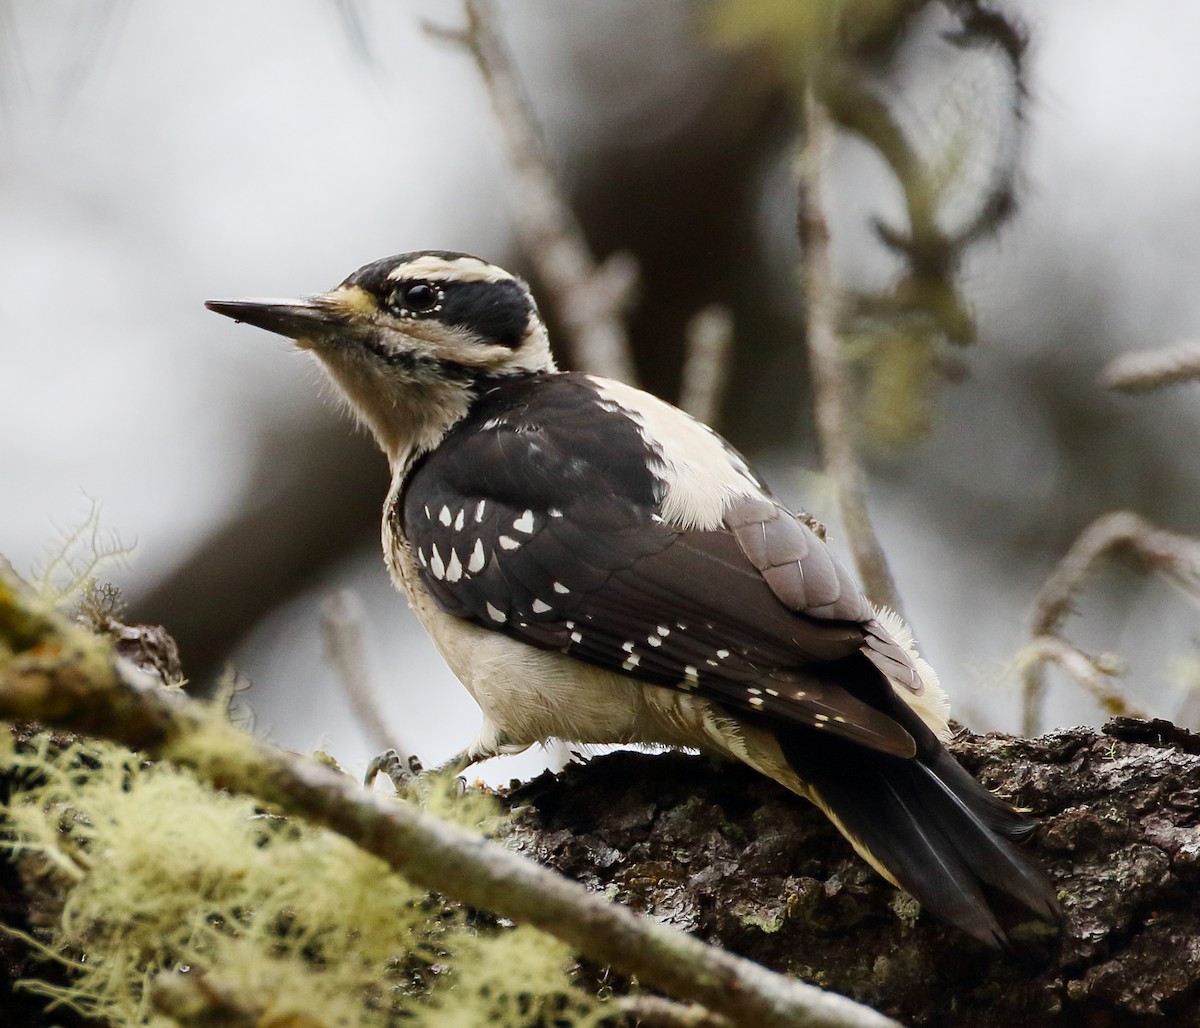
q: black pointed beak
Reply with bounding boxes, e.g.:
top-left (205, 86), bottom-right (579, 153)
top-left (204, 297), bottom-right (349, 342)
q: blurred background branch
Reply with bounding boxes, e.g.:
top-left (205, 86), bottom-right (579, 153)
top-left (426, 0), bottom-right (640, 383)
top-left (799, 85), bottom-right (901, 613)
top-left (1102, 341), bottom-right (1200, 395)
top-left (1022, 511), bottom-right (1200, 735)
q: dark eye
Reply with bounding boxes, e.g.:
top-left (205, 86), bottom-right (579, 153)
top-left (392, 281), bottom-right (442, 316)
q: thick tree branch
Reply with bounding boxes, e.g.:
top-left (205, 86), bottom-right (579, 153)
top-left (0, 569), bottom-right (895, 1028)
top-left (507, 719), bottom-right (1200, 1025)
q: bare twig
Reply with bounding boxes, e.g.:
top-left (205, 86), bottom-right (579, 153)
top-left (319, 588), bottom-right (406, 760)
top-left (426, 0), bottom-right (639, 383)
top-left (799, 87), bottom-right (902, 614)
top-left (612, 994), bottom-right (734, 1028)
top-left (1100, 341), bottom-right (1200, 394)
top-left (1019, 635), bottom-right (1146, 737)
top-left (1021, 510), bottom-right (1200, 734)
top-left (0, 570), bottom-right (897, 1028)
top-left (678, 304), bottom-right (735, 427)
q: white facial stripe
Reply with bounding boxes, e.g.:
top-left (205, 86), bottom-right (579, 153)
top-left (386, 255), bottom-right (518, 284)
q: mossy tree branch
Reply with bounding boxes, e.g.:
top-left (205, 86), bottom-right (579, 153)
top-left (0, 567), bottom-right (895, 1028)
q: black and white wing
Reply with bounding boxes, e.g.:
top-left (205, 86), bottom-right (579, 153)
top-left (398, 374), bottom-right (918, 758)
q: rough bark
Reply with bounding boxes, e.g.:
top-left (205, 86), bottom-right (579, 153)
top-left (502, 719), bottom-right (1200, 1026)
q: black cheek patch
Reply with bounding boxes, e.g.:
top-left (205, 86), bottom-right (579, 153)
top-left (439, 280), bottom-right (531, 348)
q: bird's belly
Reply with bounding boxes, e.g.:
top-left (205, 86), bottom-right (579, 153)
top-left (385, 526), bottom-right (691, 746)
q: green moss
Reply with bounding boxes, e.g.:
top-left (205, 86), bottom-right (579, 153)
top-left (732, 904), bottom-right (785, 935)
top-left (1, 733), bottom-right (604, 1027)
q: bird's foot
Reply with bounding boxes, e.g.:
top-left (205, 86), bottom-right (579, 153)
top-left (364, 748), bottom-right (468, 802)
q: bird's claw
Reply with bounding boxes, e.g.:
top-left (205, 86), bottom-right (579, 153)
top-left (364, 748), bottom-right (467, 802)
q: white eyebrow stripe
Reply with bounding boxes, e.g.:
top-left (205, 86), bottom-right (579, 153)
top-left (386, 254), bottom-right (518, 284)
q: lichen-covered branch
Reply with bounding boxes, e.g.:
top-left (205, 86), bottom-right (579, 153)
top-left (426, 0), bottom-right (639, 383)
top-left (0, 568), bottom-right (895, 1028)
top-left (798, 87), bottom-right (902, 614)
top-left (1100, 341), bottom-right (1200, 394)
top-left (1021, 510), bottom-right (1200, 735)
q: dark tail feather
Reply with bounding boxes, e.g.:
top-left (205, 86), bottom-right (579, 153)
top-left (782, 735), bottom-right (1061, 947)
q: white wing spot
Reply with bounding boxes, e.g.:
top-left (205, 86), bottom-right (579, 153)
top-left (716, 649), bottom-right (730, 659)
top-left (468, 539), bottom-right (486, 574)
top-left (553, 581), bottom-right (570, 594)
top-left (565, 620), bottom-right (576, 629)
top-left (622, 656), bottom-right (641, 670)
top-left (747, 687), bottom-right (762, 695)
top-left (684, 665), bottom-right (698, 678)
top-left (815, 713), bottom-right (830, 722)
top-left (423, 505), bottom-right (431, 520)
top-left (430, 545), bottom-right (445, 580)
top-left (499, 535), bottom-right (520, 551)
top-left (486, 603), bottom-right (506, 623)
top-left (513, 510), bottom-right (535, 534)
top-left (439, 506), bottom-right (452, 526)
top-left (532, 599), bottom-right (552, 614)
top-left (622, 641), bottom-right (635, 653)
top-left (454, 509), bottom-right (465, 531)
top-left (445, 548), bottom-right (463, 583)
top-left (834, 715), bottom-right (848, 724)
top-left (656, 626), bottom-right (670, 637)
top-left (646, 636), bottom-right (662, 647)
top-left (417, 547), bottom-right (428, 567)
top-left (475, 500), bottom-right (487, 522)
top-left (548, 508), bottom-right (564, 518)
top-left (680, 679), bottom-right (696, 691)
top-left (706, 659), bottom-right (719, 667)
top-left (749, 696), bottom-right (764, 708)
top-left (570, 631), bottom-right (583, 643)
top-left (765, 688), bottom-right (780, 697)
top-left (795, 690), bottom-right (807, 700)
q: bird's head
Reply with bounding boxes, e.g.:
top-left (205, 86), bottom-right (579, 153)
top-left (207, 251), bottom-right (555, 467)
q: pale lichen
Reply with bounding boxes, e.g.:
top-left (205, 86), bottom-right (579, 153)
top-left (1, 732), bottom-right (605, 1027)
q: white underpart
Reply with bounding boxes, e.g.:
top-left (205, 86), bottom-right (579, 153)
top-left (587, 377), bottom-right (761, 531)
top-left (875, 606), bottom-right (952, 741)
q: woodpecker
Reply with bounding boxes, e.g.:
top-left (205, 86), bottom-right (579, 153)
top-left (207, 250), bottom-right (1060, 946)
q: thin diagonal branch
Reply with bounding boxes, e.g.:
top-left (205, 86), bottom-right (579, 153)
top-left (799, 87), bottom-right (902, 614)
top-left (426, 0), bottom-right (638, 383)
top-left (320, 588), bottom-right (406, 759)
top-left (1021, 511), bottom-right (1200, 735)
top-left (0, 569), bottom-right (897, 1028)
